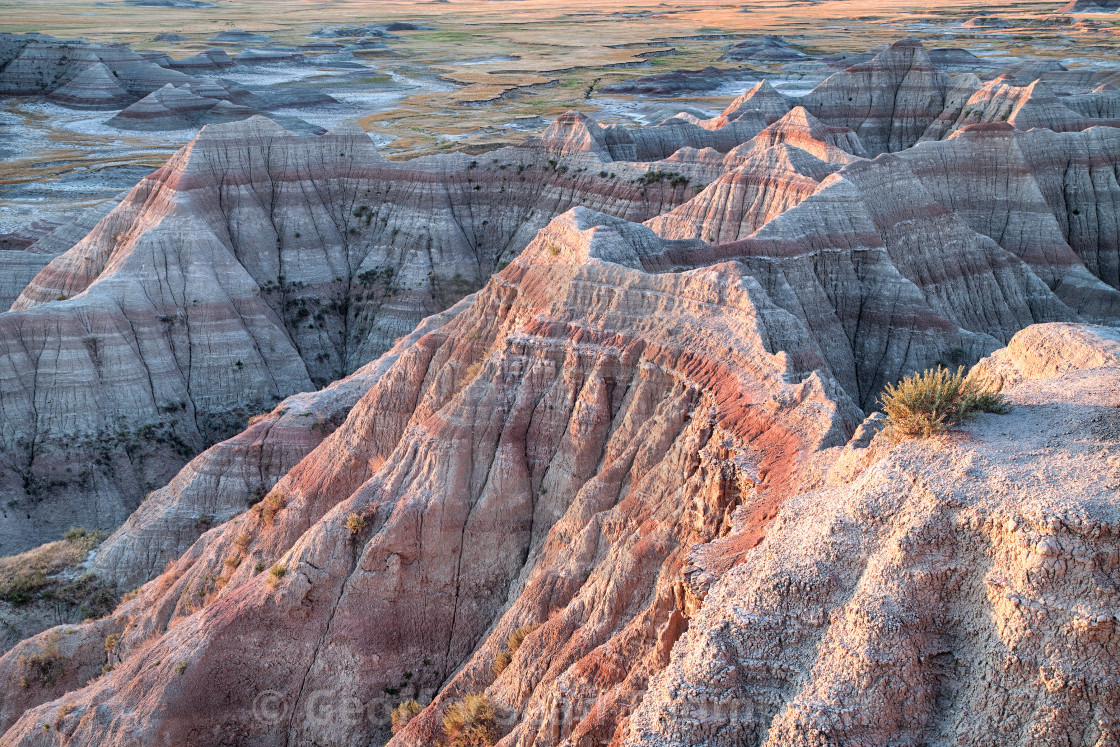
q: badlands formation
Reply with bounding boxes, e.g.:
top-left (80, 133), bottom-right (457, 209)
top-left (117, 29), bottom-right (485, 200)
top-left (0, 20), bottom-right (1118, 747)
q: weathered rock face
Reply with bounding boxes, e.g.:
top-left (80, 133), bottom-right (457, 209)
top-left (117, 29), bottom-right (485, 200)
top-left (105, 82), bottom-right (325, 135)
top-left (0, 32), bottom-right (331, 132)
top-left (533, 110), bottom-right (769, 163)
top-left (626, 322), bottom-right (1120, 747)
top-left (89, 302), bottom-right (467, 590)
top-left (898, 124), bottom-right (1120, 315)
top-left (0, 113), bottom-right (709, 555)
top-left (702, 80), bottom-right (792, 130)
top-left (800, 38), bottom-right (950, 154)
top-left (77, 97), bottom-right (1120, 588)
top-left (647, 143), bottom-right (840, 245)
top-left (0, 208), bottom-right (864, 745)
top-left (920, 76), bottom-right (1094, 140)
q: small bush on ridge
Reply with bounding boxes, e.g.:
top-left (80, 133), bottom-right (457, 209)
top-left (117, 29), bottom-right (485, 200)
top-left (880, 365), bottom-right (1010, 440)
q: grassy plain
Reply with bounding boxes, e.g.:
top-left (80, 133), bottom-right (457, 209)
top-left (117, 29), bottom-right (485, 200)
top-left (3, 0), bottom-right (1116, 156)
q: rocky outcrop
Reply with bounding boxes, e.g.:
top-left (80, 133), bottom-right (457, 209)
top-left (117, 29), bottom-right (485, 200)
top-left (748, 106), bottom-right (867, 160)
top-left (721, 35), bottom-right (807, 63)
top-left (920, 76), bottom-right (1091, 140)
top-left (534, 111), bottom-right (768, 163)
top-left (600, 67), bottom-right (757, 97)
top-left (626, 322), bottom-right (1120, 747)
top-left (0, 33), bottom-right (190, 107)
top-left (164, 48), bottom-right (234, 72)
top-left (0, 208), bottom-right (863, 745)
top-left (89, 302), bottom-right (467, 589)
top-left (105, 83), bottom-right (325, 134)
top-left (801, 38), bottom-right (950, 154)
top-left (2, 38), bottom-right (1120, 747)
top-left (647, 143), bottom-right (839, 244)
top-left (899, 124), bottom-right (1120, 315)
top-left (702, 80), bottom-right (791, 130)
top-left (0, 114), bottom-right (706, 554)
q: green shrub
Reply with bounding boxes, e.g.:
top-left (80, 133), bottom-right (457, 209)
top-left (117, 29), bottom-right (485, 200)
top-left (391, 698), bottom-right (423, 734)
top-left (442, 693), bottom-right (497, 747)
top-left (880, 365), bottom-right (1010, 440)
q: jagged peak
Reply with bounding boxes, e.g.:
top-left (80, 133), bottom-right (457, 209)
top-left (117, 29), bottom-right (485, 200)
top-left (532, 110), bottom-right (611, 158)
top-left (523, 207), bottom-right (699, 269)
top-left (753, 106), bottom-right (868, 160)
top-left (709, 79), bottom-right (791, 128)
top-left (861, 35), bottom-right (936, 71)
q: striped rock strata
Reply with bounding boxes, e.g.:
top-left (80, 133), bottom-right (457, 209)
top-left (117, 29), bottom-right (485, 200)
top-left (0, 37), bottom-right (1119, 747)
top-left (0, 115), bottom-right (707, 555)
top-left (626, 322), bottom-right (1120, 746)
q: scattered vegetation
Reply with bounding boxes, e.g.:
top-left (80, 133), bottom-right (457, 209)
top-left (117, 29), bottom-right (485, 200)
top-left (256, 491), bottom-right (288, 526)
top-left (54, 703), bottom-right (73, 730)
top-left (0, 529), bottom-right (117, 620)
top-left (636, 170), bottom-right (689, 187)
top-left (880, 365), bottom-right (1010, 440)
top-left (491, 650), bottom-right (512, 676)
top-left (267, 564), bottom-right (287, 586)
top-left (442, 693), bottom-right (498, 747)
top-left (392, 699), bottom-right (423, 734)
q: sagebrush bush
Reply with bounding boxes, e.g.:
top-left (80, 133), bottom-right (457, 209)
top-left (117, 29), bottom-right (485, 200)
top-left (391, 698), bottom-right (422, 734)
top-left (880, 365), bottom-right (1010, 440)
top-left (344, 512), bottom-right (367, 535)
top-left (442, 694), bottom-right (497, 747)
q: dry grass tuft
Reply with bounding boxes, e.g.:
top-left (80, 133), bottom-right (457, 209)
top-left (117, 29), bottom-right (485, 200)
top-left (18, 634), bottom-right (64, 689)
top-left (256, 491), bottom-right (288, 526)
top-left (0, 528), bottom-right (115, 617)
top-left (881, 365), bottom-right (1010, 440)
top-left (491, 650), bottom-right (512, 676)
top-left (492, 622), bottom-right (540, 677)
top-left (391, 698), bottom-right (423, 734)
top-left (267, 564), bottom-right (287, 586)
top-left (442, 693), bottom-right (497, 747)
